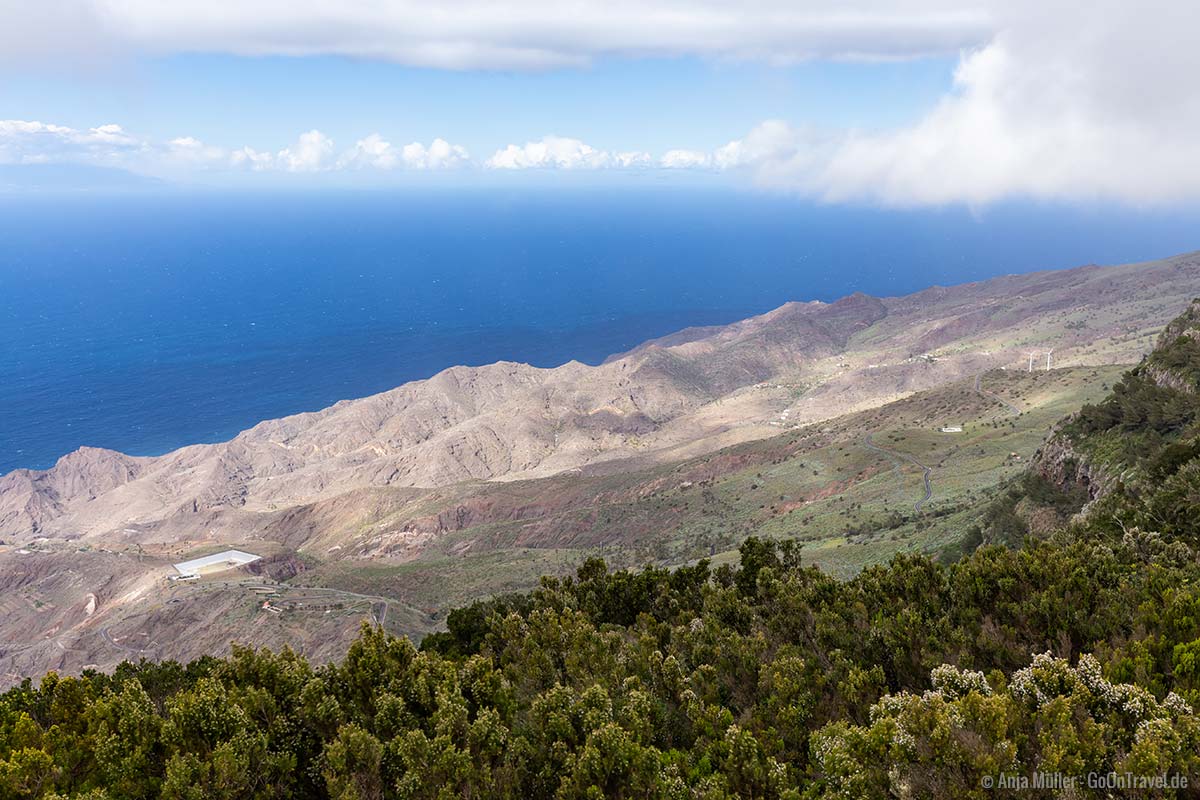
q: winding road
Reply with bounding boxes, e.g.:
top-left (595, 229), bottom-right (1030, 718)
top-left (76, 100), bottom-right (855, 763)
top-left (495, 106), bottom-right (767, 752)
top-left (100, 624), bottom-right (159, 659)
top-left (271, 586), bottom-right (399, 627)
top-left (96, 584), bottom-right (400, 663)
top-left (857, 372), bottom-right (1017, 512)
top-left (974, 373), bottom-right (1022, 417)
top-left (863, 433), bottom-right (933, 512)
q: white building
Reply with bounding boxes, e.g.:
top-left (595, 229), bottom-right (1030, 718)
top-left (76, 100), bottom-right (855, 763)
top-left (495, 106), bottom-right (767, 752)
top-left (172, 549), bottom-right (261, 578)
top-left (940, 426), bottom-right (964, 433)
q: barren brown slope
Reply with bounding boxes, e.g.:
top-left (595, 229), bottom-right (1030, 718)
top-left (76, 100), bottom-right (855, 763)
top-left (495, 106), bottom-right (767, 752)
top-left (2, 250), bottom-right (1198, 543)
top-left (0, 546), bottom-right (421, 686)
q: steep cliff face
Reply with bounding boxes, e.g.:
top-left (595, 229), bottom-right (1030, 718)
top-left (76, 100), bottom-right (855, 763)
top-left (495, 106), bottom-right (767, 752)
top-left (1032, 297), bottom-right (1200, 507)
top-left (1031, 432), bottom-right (1119, 506)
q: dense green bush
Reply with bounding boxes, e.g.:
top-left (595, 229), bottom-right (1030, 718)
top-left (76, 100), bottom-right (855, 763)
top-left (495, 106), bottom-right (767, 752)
top-left (3, 523), bottom-right (1200, 798)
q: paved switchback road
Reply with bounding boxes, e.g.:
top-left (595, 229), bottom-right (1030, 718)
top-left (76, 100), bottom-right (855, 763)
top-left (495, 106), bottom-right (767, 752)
top-left (974, 373), bottom-right (1022, 417)
top-left (863, 433), bottom-right (933, 512)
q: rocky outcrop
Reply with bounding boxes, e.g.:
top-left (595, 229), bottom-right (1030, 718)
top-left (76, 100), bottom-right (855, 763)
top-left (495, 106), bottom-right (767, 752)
top-left (0, 447), bottom-right (145, 534)
top-left (1032, 296), bottom-right (1200, 508)
top-left (1141, 299), bottom-right (1200, 394)
top-left (1144, 364), bottom-right (1196, 395)
top-left (1032, 428), bottom-right (1120, 505)
top-left (1155, 297), bottom-right (1200, 344)
top-left (246, 552), bottom-right (310, 581)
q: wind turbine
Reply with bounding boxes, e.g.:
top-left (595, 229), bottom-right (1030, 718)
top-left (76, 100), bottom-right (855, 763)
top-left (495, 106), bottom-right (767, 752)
top-left (1027, 351), bottom-right (1038, 372)
top-left (1045, 349), bottom-right (1054, 371)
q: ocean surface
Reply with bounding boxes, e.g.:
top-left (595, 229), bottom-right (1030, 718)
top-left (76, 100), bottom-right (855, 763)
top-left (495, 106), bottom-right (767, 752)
top-left (2, 188), bottom-right (1199, 474)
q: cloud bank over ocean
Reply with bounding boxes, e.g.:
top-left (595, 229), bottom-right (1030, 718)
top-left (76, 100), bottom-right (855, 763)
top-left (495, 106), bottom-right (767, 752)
top-left (2, 1), bottom-right (1197, 206)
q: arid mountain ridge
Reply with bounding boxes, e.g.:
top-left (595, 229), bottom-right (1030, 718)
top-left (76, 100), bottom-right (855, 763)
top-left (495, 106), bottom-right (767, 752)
top-left (4, 250), bottom-right (1200, 544)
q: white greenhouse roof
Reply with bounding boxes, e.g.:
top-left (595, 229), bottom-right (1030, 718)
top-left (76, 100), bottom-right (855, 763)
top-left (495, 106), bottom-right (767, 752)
top-left (173, 549), bottom-right (261, 576)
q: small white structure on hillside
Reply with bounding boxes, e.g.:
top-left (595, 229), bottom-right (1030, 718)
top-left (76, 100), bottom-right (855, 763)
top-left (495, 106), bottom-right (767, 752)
top-left (940, 426), bottom-right (964, 433)
top-left (172, 549), bottom-right (261, 579)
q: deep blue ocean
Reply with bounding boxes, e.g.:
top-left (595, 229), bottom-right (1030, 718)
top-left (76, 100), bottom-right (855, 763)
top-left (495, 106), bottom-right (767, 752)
top-left (2, 188), bottom-right (1198, 474)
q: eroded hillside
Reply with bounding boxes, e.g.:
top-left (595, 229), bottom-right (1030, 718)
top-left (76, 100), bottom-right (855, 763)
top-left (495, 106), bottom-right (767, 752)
top-left (4, 252), bottom-right (1198, 543)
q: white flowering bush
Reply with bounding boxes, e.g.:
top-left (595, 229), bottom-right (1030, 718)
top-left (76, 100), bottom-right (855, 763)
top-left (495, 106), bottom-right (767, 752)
top-left (810, 654), bottom-right (1200, 799)
top-left (1012, 651), bottom-right (1193, 724)
top-left (930, 664), bottom-right (993, 699)
top-left (1009, 651), bottom-right (1081, 708)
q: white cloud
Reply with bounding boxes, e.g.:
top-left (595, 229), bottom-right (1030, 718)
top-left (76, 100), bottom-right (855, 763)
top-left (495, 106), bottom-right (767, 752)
top-left (485, 139), bottom-right (657, 170)
top-left (340, 134), bottom-right (471, 170)
top-left (401, 138), bottom-right (470, 169)
top-left (721, 1), bottom-right (1200, 205)
top-left (166, 136), bottom-right (229, 167)
top-left (88, 123), bottom-right (137, 144)
top-left (659, 149), bottom-right (710, 169)
top-left (0, 119), bottom-right (146, 165)
top-left (614, 151), bottom-right (652, 169)
top-left (11, 1), bottom-right (1200, 213)
top-left (711, 120), bottom-right (804, 170)
top-left (0, 122), bottom-right (475, 176)
top-left (0, 120), bottom-right (247, 174)
top-left (276, 129), bottom-right (334, 172)
top-left (340, 133), bottom-right (397, 169)
top-left (6, 1), bottom-right (993, 71)
top-left (229, 146), bottom-right (275, 171)
top-left (7, 3), bottom-right (1197, 204)
top-left (0, 120), bottom-right (70, 137)
top-left (487, 136), bottom-right (614, 170)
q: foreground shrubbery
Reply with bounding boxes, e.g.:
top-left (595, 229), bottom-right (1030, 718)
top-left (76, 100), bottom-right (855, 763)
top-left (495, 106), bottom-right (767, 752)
top-left (2, 528), bottom-right (1200, 799)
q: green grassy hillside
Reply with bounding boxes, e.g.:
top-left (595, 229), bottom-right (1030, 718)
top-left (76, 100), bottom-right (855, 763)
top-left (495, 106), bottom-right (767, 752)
top-left (291, 363), bottom-right (1126, 619)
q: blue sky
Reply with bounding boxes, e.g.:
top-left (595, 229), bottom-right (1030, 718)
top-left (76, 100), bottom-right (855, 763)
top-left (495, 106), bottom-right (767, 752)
top-left (2, 1), bottom-right (1198, 205)
top-left (2, 55), bottom-right (957, 156)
